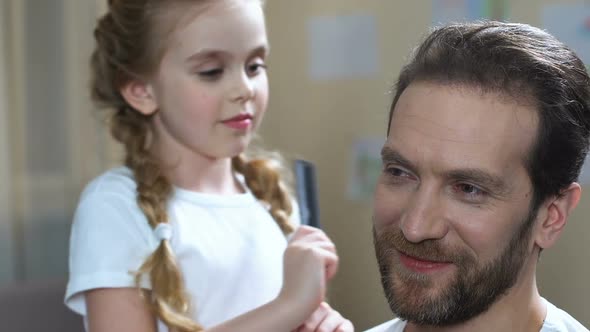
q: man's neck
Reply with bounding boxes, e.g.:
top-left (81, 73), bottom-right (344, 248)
top-left (405, 260), bottom-right (546, 332)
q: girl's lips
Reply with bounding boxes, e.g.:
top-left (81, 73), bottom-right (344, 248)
top-left (222, 114), bottom-right (253, 130)
top-left (398, 252), bottom-right (452, 274)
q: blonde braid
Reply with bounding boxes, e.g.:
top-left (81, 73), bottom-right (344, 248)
top-left (233, 155), bottom-right (295, 234)
top-left (109, 109), bottom-right (202, 332)
top-left (92, 3), bottom-right (203, 330)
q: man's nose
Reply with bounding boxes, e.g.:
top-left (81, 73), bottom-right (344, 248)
top-left (400, 186), bottom-right (449, 243)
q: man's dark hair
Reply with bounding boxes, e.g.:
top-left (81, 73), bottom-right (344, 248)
top-left (388, 21), bottom-right (590, 210)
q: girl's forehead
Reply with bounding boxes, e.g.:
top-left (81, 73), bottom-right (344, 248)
top-left (165, 0), bottom-right (267, 56)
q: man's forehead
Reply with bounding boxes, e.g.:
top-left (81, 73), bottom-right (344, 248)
top-left (390, 82), bottom-right (539, 146)
top-left (386, 82), bottom-right (538, 179)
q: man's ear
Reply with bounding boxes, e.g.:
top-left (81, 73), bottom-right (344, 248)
top-left (535, 183), bottom-right (581, 249)
top-left (120, 80), bottom-right (158, 115)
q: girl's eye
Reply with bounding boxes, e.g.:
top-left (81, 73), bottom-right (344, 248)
top-left (198, 68), bottom-right (223, 79)
top-left (247, 62), bottom-right (267, 75)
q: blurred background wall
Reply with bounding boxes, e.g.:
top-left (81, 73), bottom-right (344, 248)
top-left (0, 1), bottom-right (588, 330)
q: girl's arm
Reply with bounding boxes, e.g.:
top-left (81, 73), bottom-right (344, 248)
top-left (86, 226), bottom-right (342, 332)
top-left (294, 302), bottom-right (354, 332)
top-left (210, 226), bottom-right (341, 331)
top-left (85, 288), bottom-right (307, 332)
top-left (86, 288), bottom-right (158, 332)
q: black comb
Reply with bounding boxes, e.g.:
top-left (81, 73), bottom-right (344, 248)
top-left (294, 159), bottom-right (321, 228)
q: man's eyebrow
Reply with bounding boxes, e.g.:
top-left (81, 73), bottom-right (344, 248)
top-left (381, 146), bottom-right (511, 195)
top-left (446, 168), bottom-right (510, 195)
top-left (380, 146), bottom-right (417, 172)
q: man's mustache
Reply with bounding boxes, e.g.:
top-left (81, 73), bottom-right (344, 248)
top-left (373, 226), bottom-right (472, 265)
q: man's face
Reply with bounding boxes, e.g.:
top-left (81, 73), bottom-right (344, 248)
top-left (372, 82), bottom-right (540, 326)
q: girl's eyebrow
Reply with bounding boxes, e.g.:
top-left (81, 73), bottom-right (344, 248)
top-left (250, 45), bottom-right (270, 58)
top-left (185, 45), bottom-right (270, 64)
top-left (185, 49), bottom-right (226, 64)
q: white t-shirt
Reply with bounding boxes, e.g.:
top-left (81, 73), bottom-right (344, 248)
top-left (65, 167), bottom-right (299, 331)
top-left (365, 298), bottom-right (589, 332)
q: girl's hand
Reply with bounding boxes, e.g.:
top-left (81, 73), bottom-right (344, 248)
top-left (294, 302), bottom-right (354, 332)
top-left (278, 226), bottom-right (339, 317)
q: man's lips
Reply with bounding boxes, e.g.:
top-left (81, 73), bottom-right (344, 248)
top-left (398, 251), bottom-right (453, 274)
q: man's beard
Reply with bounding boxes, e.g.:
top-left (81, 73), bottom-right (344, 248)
top-left (373, 207), bottom-right (537, 326)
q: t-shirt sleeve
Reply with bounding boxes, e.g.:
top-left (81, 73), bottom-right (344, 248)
top-left (64, 191), bottom-right (158, 316)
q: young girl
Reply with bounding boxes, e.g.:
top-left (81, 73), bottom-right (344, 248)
top-left (64, 0), bottom-right (353, 331)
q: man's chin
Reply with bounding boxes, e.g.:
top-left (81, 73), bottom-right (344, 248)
top-left (390, 282), bottom-right (448, 309)
top-left (389, 292), bottom-right (458, 327)
top-left (386, 270), bottom-right (461, 324)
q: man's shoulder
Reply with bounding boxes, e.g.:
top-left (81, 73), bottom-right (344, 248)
top-left (364, 318), bottom-right (406, 332)
top-left (542, 298), bottom-right (589, 332)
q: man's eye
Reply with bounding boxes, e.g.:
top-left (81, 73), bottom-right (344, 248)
top-left (454, 183), bottom-right (486, 197)
top-left (388, 168), bottom-right (406, 177)
top-left (385, 167), bottom-right (414, 179)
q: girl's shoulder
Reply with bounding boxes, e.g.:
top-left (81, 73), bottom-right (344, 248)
top-left (66, 167), bottom-right (159, 316)
top-left (80, 166), bottom-right (137, 201)
top-left (73, 166), bottom-right (150, 235)
top-left (72, 166), bottom-right (151, 240)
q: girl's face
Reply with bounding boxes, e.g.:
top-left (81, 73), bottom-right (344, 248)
top-left (147, 0), bottom-right (269, 162)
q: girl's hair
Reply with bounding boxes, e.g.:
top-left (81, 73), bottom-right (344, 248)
top-left (91, 1), bottom-right (293, 331)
